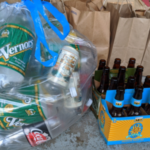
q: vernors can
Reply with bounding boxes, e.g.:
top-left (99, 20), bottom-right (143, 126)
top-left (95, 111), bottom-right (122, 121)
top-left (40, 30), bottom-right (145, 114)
top-left (48, 46), bottom-right (79, 88)
top-left (0, 23), bottom-right (34, 86)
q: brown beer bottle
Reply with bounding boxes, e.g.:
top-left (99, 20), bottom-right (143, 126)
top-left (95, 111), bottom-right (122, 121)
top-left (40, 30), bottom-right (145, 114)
top-left (109, 77), bottom-right (118, 90)
top-left (142, 76), bottom-right (150, 109)
top-left (126, 76), bottom-right (135, 89)
top-left (113, 58), bottom-right (121, 69)
top-left (134, 65), bottom-right (144, 86)
top-left (127, 86), bottom-right (143, 116)
top-left (110, 86), bottom-right (125, 117)
top-left (97, 66), bottom-right (110, 94)
top-left (144, 100), bottom-right (150, 115)
top-left (117, 66), bottom-right (126, 87)
top-left (143, 76), bottom-right (150, 88)
top-left (127, 58), bottom-right (136, 68)
top-left (98, 59), bottom-right (106, 70)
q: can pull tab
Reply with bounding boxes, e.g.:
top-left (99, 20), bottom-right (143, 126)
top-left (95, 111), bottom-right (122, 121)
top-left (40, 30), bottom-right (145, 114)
top-left (23, 0), bottom-right (70, 67)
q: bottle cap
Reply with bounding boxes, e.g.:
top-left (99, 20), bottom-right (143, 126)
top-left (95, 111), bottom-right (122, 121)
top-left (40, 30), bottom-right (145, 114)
top-left (136, 65), bottom-right (144, 72)
top-left (135, 85), bottom-right (143, 91)
top-left (145, 76), bottom-right (150, 82)
top-left (129, 58), bottom-right (136, 64)
top-left (70, 87), bottom-right (78, 98)
top-left (134, 85), bottom-right (143, 99)
top-left (103, 66), bottom-right (110, 72)
top-left (119, 66), bottom-right (126, 71)
top-left (114, 58), bottom-right (121, 64)
top-left (128, 76), bottom-right (135, 82)
top-left (111, 77), bottom-right (118, 82)
top-left (117, 86), bottom-right (125, 94)
top-left (115, 86), bottom-right (125, 100)
top-left (99, 59), bottom-right (106, 65)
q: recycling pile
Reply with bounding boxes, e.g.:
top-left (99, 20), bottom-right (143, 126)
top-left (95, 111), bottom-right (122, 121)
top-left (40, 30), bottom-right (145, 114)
top-left (0, 1), bottom-right (97, 149)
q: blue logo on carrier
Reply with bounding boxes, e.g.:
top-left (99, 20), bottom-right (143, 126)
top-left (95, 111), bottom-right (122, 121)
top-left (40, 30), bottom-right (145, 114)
top-left (126, 123), bottom-right (143, 139)
top-left (99, 111), bottom-right (105, 129)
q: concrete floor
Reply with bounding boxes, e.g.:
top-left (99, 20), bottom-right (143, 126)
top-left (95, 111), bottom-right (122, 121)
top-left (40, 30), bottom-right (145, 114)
top-left (29, 111), bottom-right (150, 150)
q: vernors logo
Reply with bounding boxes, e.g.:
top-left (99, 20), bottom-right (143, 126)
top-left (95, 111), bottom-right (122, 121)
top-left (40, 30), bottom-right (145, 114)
top-left (0, 39), bottom-right (34, 61)
top-left (4, 117), bottom-right (28, 127)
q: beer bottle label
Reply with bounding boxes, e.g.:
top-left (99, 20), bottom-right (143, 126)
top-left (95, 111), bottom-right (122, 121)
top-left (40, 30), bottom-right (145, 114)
top-left (113, 99), bottom-right (124, 108)
top-left (0, 85), bottom-right (46, 130)
top-left (131, 98), bottom-right (142, 107)
top-left (0, 23), bottom-right (34, 77)
top-left (23, 121), bottom-right (51, 147)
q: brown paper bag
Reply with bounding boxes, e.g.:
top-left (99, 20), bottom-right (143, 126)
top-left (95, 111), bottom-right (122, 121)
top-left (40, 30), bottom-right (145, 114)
top-left (106, 3), bottom-right (150, 68)
top-left (0, 0), bottom-right (20, 2)
top-left (65, 0), bottom-right (110, 66)
top-left (103, 0), bottom-right (148, 11)
top-left (46, 0), bottom-right (67, 18)
top-left (141, 11), bottom-right (150, 76)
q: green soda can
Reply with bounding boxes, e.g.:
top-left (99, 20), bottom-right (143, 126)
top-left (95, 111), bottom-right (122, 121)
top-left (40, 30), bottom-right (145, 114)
top-left (0, 84), bottom-right (57, 130)
top-left (0, 23), bottom-right (35, 87)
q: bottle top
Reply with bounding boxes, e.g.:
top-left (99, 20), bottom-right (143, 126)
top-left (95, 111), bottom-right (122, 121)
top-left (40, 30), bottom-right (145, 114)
top-left (119, 66), bottom-right (126, 71)
top-left (99, 59), bottom-right (106, 65)
top-left (114, 58), bottom-right (121, 64)
top-left (145, 75), bottom-right (150, 83)
top-left (136, 65), bottom-right (144, 72)
top-left (126, 76), bottom-right (135, 89)
top-left (103, 66), bottom-right (110, 73)
top-left (129, 58), bottom-right (136, 64)
top-left (127, 76), bottom-right (135, 83)
top-left (134, 85), bottom-right (143, 100)
top-left (118, 66), bottom-right (126, 78)
top-left (115, 86), bottom-right (125, 100)
top-left (109, 77), bottom-right (118, 90)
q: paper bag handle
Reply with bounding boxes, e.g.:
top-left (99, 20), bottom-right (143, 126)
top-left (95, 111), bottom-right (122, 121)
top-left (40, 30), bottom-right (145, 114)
top-left (86, 0), bottom-right (103, 11)
top-left (116, 0), bottom-right (137, 17)
top-left (49, 0), bottom-right (67, 16)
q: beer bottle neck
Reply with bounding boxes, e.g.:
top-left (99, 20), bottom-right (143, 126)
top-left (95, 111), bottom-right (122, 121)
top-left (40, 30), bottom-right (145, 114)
top-left (126, 79), bottom-right (135, 89)
top-left (113, 64), bottom-right (120, 69)
top-left (109, 82), bottom-right (118, 90)
top-left (127, 63), bottom-right (135, 68)
top-left (133, 91), bottom-right (142, 100)
top-left (118, 72), bottom-right (125, 86)
top-left (135, 72), bottom-right (142, 86)
top-left (143, 79), bottom-right (150, 88)
top-left (98, 73), bottom-right (109, 93)
top-left (98, 65), bottom-right (104, 70)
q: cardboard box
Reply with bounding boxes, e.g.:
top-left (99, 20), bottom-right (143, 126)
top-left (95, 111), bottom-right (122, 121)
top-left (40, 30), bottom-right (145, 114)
top-left (98, 88), bottom-right (150, 145)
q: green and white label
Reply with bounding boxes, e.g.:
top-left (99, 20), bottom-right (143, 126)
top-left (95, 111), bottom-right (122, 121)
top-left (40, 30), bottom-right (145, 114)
top-left (0, 24), bottom-right (34, 76)
top-left (0, 85), bottom-right (46, 130)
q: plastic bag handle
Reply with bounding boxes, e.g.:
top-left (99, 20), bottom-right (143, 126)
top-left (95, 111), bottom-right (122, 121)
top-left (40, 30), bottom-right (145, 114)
top-left (35, 39), bottom-right (58, 66)
top-left (32, 0), bottom-right (70, 40)
top-left (23, 0), bottom-right (59, 67)
top-left (23, 0), bottom-right (70, 67)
